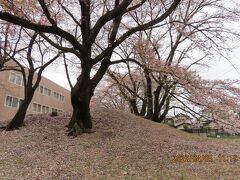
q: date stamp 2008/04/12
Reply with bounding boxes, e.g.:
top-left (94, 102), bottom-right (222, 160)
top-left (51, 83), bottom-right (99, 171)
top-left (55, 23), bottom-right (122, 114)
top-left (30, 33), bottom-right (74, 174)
top-left (171, 154), bottom-right (239, 163)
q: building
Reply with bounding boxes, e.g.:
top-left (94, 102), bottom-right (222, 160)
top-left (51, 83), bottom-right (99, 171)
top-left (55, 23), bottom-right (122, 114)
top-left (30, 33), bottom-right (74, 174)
top-left (163, 114), bottom-right (230, 137)
top-left (0, 66), bottom-right (72, 122)
top-left (164, 113), bottom-right (194, 130)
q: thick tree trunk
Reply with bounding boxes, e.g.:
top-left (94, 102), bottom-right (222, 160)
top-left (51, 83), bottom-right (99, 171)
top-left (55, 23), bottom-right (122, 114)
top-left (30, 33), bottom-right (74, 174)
top-left (6, 90), bottom-right (34, 131)
top-left (144, 68), bottom-right (153, 119)
top-left (67, 73), bottom-right (95, 135)
top-left (152, 86), bottom-right (162, 122)
top-left (152, 111), bottom-right (159, 122)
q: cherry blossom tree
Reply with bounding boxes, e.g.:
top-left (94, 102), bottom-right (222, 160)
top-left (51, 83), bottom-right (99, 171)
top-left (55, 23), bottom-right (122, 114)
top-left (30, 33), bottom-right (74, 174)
top-left (95, 0), bottom-right (240, 133)
top-left (0, 0), bottom-right (181, 134)
top-left (173, 74), bottom-right (240, 134)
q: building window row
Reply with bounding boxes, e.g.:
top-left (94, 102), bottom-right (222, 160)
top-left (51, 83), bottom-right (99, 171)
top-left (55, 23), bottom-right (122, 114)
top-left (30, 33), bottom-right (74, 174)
top-left (5, 96), bottom-right (64, 113)
top-left (36, 85), bottom-right (51, 96)
top-left (9, 72), bottom-right (65, 103)
top-left (32, 103), bottom-right (62, 114)
top-left (53, 91), bottom-right (64, 101)
top-left (32, 103), bottom-right (50, 114)
top-left (5, 95), bottom-right (23, 108)
top-left (36, 85), bottom-right (64, 101)
top-left (9, 72), bottom-right (24, 86)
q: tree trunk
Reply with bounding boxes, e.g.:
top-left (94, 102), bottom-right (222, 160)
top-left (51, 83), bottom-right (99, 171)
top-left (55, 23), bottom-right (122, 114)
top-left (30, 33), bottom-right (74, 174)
top-left (129, 99), bottom-right (139, 115)
top-left (152, 86), bottom-right (162, 121)
top-left (144, 68), bottom-right (153, 119)
top-left (67, 73), bottom-right (95, 135)
top-left (140, 98), bottom-right (147, 116)
top-left (158, 96), bottom-right (171, 123)
top-left (6, 89), bottom-right (34, 131)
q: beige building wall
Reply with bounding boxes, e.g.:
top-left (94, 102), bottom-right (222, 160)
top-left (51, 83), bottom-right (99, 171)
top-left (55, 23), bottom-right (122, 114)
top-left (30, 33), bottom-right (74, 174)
top-left (0, 69), bottom-right (72, 122)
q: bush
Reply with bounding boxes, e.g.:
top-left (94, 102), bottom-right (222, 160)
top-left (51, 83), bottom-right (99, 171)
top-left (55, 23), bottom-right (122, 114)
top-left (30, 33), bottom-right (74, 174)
top-left (51, 111), bottom-right (58, 117)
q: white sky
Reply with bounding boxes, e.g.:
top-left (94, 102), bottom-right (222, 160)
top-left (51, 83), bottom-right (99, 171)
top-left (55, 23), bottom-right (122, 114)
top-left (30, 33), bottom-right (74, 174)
top-left (42, 42), bottom-right (240, 91)
top-left (199, 46), bottom-right (240, 81)
top-left (43, 49), bottom-right (240, 91)
top-left (42, 63), bottom-right (76, 91)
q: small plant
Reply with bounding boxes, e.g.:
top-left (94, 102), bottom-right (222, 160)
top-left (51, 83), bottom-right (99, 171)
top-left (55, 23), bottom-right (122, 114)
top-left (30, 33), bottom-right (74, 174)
top-left (51, 111), bottom-right (58, 117)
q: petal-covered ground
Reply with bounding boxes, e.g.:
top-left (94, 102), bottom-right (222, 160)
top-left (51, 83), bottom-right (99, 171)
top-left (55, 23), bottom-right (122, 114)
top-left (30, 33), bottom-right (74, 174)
top-left (1, 107), bottom-right (240, 179)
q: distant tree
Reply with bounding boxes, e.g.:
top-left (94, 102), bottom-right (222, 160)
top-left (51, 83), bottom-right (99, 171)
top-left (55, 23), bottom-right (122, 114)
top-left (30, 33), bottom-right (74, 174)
top-left (0, 0), bottom-right (181, 134)
top-left (0, 27), bottom-right (60, 130)
top-left (95, 0), bottom-right (240, 130)
top-left (178, 77), bottom-right (240, 134)
top-left (99, 59), bottom-right (240, 133)
top-left (92, 77), bottom-right (129, 111)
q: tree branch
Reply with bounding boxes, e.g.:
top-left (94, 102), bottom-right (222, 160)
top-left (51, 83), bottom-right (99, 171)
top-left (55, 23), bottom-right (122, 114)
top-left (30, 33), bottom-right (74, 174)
top-left (93, 0), bottom-right (181, 63)
top-left (0, 12), bottom-right (84, 52)
top-left (38, 0), bottom-right (57, 26)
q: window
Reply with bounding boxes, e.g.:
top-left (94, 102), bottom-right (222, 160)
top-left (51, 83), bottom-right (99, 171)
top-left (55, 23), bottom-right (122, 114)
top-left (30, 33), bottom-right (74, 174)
top-left (32, 103), bottom-right (51, 114)
top-left (9, 72), bottom-right (16, 83)
top-left (12, 97), bottom-right (18, 108)
top-left (9, 72), bottom-right (23, 86)
top-left (53, 91), bottom-right (64, 101)
top-left (5, 96), bottom-right (22, 108)
top-left (44, 87), bottom-right (48, 95)
top-left (46, 106), bottom-right (49, 113)
top-left (37, 104), bottom-right (41, 113)
top-left (59, 95), bottom-right (64, 101)
top-left (5, 96), bottom-right (13, 107)
top-left (36, 85), bottom-right (51, 96)
top-left (33, 103), bottom-right (37, 112)
top-left (16, 74), bottom-right (22, 86)
top-left (47, 89), bottom-right (51, 96)
top-left (40, 86), bottom-right (44, 94)
top-left (42, 106), bottom-right (46, 113)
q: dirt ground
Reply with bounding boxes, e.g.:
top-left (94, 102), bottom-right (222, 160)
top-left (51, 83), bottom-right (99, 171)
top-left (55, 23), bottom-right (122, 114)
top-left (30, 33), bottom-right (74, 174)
top-left (1, 107), bottom-right (240, 179)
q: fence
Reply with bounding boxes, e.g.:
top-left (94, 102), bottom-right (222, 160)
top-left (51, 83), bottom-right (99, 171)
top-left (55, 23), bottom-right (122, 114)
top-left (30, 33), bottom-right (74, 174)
top-left (183, 128), bottom-right (230, 137)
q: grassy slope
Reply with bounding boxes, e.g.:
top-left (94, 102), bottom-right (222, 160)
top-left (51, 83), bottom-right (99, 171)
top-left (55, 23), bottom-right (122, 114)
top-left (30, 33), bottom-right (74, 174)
top-left (1, 107), bottom-right (240, 179)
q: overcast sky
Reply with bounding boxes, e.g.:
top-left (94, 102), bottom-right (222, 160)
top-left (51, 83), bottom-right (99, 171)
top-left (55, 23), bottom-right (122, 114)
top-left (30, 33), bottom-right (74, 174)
top-left (42, 63), bottom-right (75, 91)
top-left (42, 16), bottom-right (240, 91)
top-left (200, 45), bottom-right (240, 81)
top-left (42, 43), bottom-right (240, 91)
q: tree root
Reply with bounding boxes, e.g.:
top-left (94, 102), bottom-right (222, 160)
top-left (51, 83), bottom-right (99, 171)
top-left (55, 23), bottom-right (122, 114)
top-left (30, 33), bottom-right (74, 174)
top-left (67, 122), bottom-right (95, 136)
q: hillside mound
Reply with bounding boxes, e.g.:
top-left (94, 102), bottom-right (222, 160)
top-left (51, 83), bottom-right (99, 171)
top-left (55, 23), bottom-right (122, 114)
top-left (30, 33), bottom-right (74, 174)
top-left (1, 107), bottom-right (240, 179)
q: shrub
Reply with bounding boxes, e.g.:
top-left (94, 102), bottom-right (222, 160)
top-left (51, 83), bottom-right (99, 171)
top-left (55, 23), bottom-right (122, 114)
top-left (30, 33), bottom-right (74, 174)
top-left (51, 111), bottom-right (58, 117)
